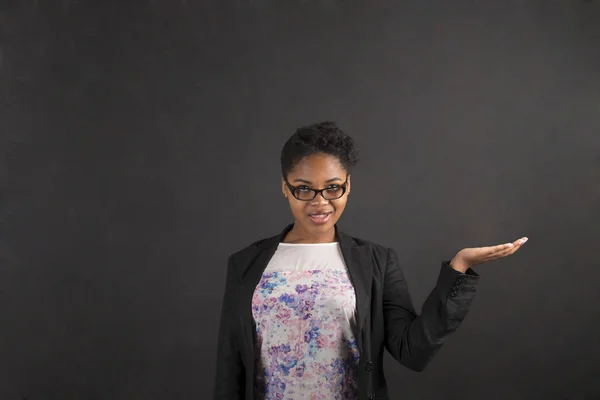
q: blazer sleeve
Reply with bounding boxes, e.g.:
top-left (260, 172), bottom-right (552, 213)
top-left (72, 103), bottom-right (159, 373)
top-left (213, 255), bottom-right (244, 399)
top-left (382, 247), bottom-right (480, 371)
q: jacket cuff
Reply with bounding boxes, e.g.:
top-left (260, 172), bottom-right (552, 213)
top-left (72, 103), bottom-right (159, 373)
top-left (436, 261), bottom-right (480, 299)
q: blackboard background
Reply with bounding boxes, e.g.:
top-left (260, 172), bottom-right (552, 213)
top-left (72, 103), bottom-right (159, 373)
top-left (1, 1), bottom-right (600, 399)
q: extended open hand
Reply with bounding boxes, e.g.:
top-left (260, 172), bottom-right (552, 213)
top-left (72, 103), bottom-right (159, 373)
top-left (450, 237), bottom-right (528, 273)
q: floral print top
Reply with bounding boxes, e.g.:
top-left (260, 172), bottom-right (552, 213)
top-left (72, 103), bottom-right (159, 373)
top-left (251, 242), bottom-right (360, 399)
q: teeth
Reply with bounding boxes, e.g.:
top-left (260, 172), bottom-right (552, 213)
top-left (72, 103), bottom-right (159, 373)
top-left (310, 213), bottom-right (329, 218)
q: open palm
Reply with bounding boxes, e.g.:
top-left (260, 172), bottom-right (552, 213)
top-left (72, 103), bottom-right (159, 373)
top-left (451, 237), bottom-right (528, 273)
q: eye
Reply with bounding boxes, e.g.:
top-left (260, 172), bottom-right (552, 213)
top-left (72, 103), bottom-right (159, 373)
top-left (326, 185), bottom-right (341, 190)
top-left (297, 186), bottom-right (311, 192)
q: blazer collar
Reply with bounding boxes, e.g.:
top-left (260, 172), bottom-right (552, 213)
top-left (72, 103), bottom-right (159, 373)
top-left (255, 222), bottom-right (359, 251)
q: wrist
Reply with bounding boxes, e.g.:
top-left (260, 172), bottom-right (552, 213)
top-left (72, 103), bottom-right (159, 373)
top-left (450, 257), bottom-right (470, 274)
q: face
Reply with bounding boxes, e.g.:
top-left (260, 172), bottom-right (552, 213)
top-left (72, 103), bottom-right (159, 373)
top-left (281, 153), bottom-right (351, 241)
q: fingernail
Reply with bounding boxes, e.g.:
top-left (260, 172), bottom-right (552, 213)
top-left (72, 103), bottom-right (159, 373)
top-left (520, 238), bottom-right (528, 244)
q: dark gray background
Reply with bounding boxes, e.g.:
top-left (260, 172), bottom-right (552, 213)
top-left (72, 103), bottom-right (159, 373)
top-left (2, 1), bottom-right (599, 399)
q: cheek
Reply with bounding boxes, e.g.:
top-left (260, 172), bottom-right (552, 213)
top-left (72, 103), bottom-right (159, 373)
top-left (333, 199), bottom-right (347, 212)
top-left (289, 200), bottom-right (307, 214)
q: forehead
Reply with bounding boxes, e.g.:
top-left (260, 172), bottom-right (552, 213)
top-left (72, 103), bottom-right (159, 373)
top-left (288, 153), bottom-right (346, 180)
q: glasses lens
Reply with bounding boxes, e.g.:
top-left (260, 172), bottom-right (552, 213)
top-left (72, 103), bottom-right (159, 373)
top-left (295, 189), bottom-right (316, 201)
top-left (323, 187), bottom-right (344, 200)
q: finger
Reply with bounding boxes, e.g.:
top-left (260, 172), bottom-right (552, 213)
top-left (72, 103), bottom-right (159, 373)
top-left (503, 237), bottom-right (528, 255)
top-left (489, 238), bottom-right (528, 260)
top-left (517, 237), bottom-right (528, 245)
top-left (491, 237), bottom-right (528, 254)
top-left (488, 243), bottom-right (516, 254)
top-left (496, 245), bottom-right (521, 258)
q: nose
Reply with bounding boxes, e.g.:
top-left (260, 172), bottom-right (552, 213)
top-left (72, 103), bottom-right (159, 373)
top-left (311, 191), bottom-right (330, 205)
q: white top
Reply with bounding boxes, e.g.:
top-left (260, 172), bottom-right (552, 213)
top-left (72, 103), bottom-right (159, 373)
top-left (251, 242), bottom-right (360, 399)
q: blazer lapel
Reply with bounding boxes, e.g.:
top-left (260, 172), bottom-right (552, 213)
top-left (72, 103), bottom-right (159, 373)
top-left (236, 224), bottom-right (294, 379)
top-left (337, 227), bottom-right (373, 351)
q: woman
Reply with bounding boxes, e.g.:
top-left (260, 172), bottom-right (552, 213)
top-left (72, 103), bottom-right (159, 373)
top-left (213, 121), bottom-right (527, 400)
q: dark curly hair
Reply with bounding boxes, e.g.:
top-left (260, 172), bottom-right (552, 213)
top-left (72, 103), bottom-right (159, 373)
top-left (280, 121), bottom-right (360, 178)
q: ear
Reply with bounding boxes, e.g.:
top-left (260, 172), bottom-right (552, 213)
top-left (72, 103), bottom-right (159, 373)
top-left (346, 175), bottom-right (351, 196)
top-left (281, 177), bottom-right (287, 198)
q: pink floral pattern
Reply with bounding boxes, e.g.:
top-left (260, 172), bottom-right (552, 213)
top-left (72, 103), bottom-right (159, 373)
top-left (252, 269), bottom-right (359, 399)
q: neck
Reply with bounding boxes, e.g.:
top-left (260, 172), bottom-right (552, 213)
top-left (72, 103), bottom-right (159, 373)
top-left (283, 223), bottom-right (336, 244)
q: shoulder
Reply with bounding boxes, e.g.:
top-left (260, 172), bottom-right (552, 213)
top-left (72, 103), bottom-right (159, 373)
top-left (341, 230), bottom-right (391, 254)
top-left (349, 234), bottom-right (388, 251)
top-left (226, 232), bottom-right (279, 265)
top-left (349, 234), bottom-right (394, 268)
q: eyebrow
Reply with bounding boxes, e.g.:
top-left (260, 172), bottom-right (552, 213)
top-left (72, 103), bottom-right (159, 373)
top-left (292, 177), bottom-right (342, 184)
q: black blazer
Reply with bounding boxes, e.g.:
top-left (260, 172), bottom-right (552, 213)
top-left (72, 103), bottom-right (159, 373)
top-left (213, 223), bottom-right (480, 400)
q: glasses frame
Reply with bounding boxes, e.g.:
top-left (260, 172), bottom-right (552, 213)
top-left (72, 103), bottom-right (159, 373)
top-left (284, 175), bottom-right (349, 201)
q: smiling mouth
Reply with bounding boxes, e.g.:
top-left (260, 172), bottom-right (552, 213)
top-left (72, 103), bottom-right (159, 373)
top-left (308, 212), bottom-right (332, 224)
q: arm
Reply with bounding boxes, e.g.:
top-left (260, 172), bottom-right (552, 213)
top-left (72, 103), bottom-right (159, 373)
top-left (383, 248), bottom-right (480, 371)
top-left (213, 255), bottom-right (245, 399)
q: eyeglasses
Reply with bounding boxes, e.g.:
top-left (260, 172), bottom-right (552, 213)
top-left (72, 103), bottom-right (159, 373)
top-left (284, 176), bottom-right (349, 201)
